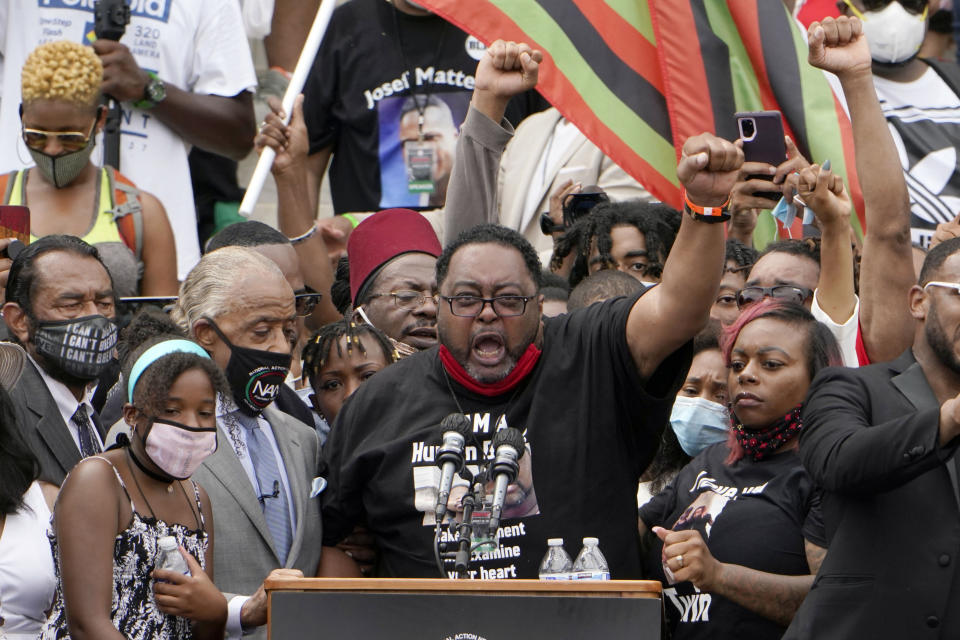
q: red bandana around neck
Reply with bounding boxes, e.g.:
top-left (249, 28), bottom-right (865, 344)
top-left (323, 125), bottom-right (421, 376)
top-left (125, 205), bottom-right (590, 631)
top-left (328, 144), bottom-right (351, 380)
top-left (438, 343), bottom-right (542, 397)
top-left (733, 404), bottom-right (804, 461)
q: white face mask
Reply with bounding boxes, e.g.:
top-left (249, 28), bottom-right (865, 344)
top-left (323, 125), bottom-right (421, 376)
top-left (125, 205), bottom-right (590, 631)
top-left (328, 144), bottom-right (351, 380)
top-left (860, 1), bottom-right (927, 64)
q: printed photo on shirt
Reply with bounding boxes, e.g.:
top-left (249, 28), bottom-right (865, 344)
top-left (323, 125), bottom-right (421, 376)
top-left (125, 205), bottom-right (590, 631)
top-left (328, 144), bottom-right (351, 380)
top-left (377, 92), bottom-right (470, 209)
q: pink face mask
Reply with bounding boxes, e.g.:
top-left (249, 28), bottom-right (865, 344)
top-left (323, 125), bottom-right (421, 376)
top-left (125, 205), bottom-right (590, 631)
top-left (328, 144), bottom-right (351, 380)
top-left (143, 418), bottom-right (218, 480)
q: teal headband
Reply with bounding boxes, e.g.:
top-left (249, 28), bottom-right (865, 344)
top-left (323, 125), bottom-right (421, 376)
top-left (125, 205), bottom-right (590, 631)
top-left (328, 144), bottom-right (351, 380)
top-left (127, 339), bottom-right (211, 402)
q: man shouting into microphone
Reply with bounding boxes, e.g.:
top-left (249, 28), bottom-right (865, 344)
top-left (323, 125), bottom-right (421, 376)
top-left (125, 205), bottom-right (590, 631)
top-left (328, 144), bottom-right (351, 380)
top-left (319, 39), bottom-right (742, 579)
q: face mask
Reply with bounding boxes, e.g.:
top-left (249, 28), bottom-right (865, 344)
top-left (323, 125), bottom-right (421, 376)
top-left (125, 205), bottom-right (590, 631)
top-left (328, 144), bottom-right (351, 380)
top-left (670, 395), bottom-right (730, 457)
top-left (205, 318), bottom-right (291, 416)
top-left (26, 134), bottom-right (96, 188)
top-left (141, 417), bottom-right (217, 480)
top-left (32, 314), bottom-right (117, 382)
top-left (860, 1), bottom-right (927, 64)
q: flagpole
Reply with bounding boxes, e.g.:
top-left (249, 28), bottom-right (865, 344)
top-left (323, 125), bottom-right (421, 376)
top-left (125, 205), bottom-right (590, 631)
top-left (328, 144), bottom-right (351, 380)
top-left (239, 0), bottom-right (336, 217)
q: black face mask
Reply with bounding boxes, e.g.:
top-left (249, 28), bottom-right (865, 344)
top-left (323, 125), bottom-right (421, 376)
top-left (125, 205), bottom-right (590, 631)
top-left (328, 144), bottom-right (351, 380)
top-left (204, 318), bottom-right (291, 416)
top-left (31, 314), bottom-right (118, 384)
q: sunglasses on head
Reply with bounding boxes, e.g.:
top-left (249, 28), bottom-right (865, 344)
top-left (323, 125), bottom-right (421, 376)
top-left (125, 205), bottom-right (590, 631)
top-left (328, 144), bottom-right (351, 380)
top-left (735, 285), bottom-right (813, 309)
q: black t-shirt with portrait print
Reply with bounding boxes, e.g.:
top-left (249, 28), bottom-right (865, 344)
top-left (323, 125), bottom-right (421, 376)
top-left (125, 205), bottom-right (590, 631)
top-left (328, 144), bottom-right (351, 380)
top-left (302, 0), bottom-right (546, 215)
top-left (321, 291), bottom-right (691, 579)
top-left (638, 442), bottom-right (826, 640)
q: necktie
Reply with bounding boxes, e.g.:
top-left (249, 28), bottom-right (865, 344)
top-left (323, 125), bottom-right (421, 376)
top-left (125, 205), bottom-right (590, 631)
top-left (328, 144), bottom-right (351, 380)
top-left (237, 412), bottom-right (292, 565)
top-left (73, 405), bottom-right (100, 458)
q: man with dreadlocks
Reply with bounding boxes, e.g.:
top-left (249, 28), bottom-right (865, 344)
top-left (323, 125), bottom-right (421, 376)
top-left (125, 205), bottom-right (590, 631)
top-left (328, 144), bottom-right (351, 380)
top-left (550, 201), bottom-right (682, 287)
top-left (302, 319), bottom-right (398, 427)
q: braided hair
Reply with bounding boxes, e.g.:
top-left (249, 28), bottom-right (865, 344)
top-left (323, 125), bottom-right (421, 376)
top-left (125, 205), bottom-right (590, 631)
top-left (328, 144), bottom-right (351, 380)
top-left (550, 200), bottom-right (681, 286)
top-left (302, 319), bottom-right (398, 386)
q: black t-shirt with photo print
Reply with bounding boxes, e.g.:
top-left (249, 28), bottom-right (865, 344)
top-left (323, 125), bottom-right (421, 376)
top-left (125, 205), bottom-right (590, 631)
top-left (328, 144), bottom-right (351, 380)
top-left (638, 443), bottom-right (826, 640)
top-left (321, 291), bottom-right (691, 579)
top-left (302, 0), bottom-right (546, 215)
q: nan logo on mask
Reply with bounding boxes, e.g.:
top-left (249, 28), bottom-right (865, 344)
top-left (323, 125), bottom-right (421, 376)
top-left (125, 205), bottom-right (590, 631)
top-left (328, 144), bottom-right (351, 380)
top-left (244, 366), bottom-right (286, 412)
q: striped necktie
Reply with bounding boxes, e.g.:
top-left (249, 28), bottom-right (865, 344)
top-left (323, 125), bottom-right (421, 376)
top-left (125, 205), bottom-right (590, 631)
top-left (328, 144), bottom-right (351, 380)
top-left (237, 412), bottom-right (292, 565)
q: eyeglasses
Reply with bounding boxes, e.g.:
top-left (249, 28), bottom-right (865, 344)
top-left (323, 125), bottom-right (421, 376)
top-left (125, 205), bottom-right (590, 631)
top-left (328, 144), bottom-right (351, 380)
top-left (441, 295), bottom-right (534, 318)
top-left (367, 290), bottom-right (438, 310)
top-left (735, 285), bottom-right (813, 309)
top-left (21, 120), bottom-right (96, 153)
top-left (924, 281), bottom-right (960, 295)
top-left (294, 291), bottom-right (323, 317)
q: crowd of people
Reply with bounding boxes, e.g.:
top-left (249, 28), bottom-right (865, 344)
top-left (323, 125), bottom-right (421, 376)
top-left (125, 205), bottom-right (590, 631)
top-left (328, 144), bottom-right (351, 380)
top-left (1, 0), bottom-right (960, 639)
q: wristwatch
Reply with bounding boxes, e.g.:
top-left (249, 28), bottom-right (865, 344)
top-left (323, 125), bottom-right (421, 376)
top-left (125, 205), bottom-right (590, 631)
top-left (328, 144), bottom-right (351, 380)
top-left (133, 72), bottom-right (166, 110)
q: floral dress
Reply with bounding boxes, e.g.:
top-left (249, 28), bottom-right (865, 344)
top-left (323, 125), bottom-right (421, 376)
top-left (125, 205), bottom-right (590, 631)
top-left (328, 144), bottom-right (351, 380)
top-left (41, 457), bottom-right (207, 639)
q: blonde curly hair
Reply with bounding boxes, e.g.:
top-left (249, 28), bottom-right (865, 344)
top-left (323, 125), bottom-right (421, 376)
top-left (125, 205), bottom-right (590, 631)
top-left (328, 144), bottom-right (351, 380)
top-left (21, 40), bottom-right (102, 107)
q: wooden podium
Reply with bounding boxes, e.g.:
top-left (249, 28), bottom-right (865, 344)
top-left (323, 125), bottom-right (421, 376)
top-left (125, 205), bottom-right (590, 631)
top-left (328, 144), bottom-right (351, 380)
top-left (266, 577), bottom-right (662, 639)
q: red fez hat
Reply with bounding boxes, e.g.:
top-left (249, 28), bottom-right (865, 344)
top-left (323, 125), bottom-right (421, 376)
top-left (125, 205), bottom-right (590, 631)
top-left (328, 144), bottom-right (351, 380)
top-left (347, 208), bottom-right (442, 304)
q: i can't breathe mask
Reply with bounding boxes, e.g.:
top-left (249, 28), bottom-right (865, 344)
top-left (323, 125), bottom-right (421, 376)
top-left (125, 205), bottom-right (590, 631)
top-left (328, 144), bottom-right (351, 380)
top-left (32, 314), bottom-right (118, 382)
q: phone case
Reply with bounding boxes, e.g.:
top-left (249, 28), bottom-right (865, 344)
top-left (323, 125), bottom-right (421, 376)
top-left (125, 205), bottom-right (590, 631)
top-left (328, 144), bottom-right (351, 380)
top-left (0, 205), bottom-right (30, 244)
top-left (736, 111), bottom-right (786, 202)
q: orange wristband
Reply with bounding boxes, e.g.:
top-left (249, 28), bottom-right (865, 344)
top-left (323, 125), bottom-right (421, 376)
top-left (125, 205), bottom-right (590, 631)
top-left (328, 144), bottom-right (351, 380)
top-left (683, 190), bottom-right (730, 222)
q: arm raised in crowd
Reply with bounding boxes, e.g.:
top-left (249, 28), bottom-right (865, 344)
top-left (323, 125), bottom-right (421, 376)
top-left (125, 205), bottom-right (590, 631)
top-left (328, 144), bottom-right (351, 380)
top-left (808, 17), bottom-right (914, 362)
top-left (443, 40), bottom-right (542, 246)
top-left (256, 95), bottom-right (341, 326)
top-left (627, 134), bottom-right (738, 381)
top-left (93, 40), bottom-right (255, 160)
top-left (791, 163), bottom-right (857, 323)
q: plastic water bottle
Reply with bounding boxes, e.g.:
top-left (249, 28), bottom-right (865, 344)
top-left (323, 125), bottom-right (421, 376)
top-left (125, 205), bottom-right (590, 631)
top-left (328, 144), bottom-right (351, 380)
top-left (156, 536), bottom-right (190, 577)
top-left (572, 537), bottom-right (610, 580)
top-left (538, 538), bottom-right (574, 580)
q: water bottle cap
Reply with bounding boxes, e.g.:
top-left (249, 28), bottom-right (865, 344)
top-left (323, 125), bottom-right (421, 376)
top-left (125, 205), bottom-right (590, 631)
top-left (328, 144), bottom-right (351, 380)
top-left (583, 537), bottom-right (599, 545)
top-left (158, 536), bottom-right (178, 551)
top-left (547, 538), bottom-right (564, 546)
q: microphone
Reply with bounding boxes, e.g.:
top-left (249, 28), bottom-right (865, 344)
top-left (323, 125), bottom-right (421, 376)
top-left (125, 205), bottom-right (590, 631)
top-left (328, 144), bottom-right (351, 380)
top-left (434, 413), bottom-right (473, 522)
top-left (258, 480), bottom-right (280, 505)
top-left (487, 428), bottom-right (526, 535)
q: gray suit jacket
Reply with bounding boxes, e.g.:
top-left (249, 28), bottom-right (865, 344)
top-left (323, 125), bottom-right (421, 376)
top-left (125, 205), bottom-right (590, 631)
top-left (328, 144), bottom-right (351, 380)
top-left (192, 404), bottom-right (323, 639)
top-left (10, 359), bottom-right (102, 486)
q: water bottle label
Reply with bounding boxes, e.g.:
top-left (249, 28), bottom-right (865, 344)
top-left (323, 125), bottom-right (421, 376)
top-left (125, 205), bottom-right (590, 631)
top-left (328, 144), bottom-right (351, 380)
top-left (539, 572), bottom-right (572, 580)
top-left (573, 571), bottom-right (610, 580)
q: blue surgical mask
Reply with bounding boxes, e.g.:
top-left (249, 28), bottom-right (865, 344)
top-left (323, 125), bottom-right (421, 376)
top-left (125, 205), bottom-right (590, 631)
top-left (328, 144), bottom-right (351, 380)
top-left (670, 396), bottom-right (730, 457)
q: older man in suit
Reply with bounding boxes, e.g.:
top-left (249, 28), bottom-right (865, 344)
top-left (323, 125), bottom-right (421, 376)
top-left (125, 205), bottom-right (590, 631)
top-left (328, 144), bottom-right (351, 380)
top-left (2, 235), bottom-right (119, 486)
top-left (172, 246), bottom-right (323, 640)
top-left (785, 237), bottom-right (960, 639)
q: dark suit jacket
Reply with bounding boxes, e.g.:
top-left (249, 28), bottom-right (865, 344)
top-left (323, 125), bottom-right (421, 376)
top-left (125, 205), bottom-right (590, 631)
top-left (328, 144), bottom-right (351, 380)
top-left (785, 350), bottom-right (960, 639)
top-left (10, 359), bottom-right (105, 486)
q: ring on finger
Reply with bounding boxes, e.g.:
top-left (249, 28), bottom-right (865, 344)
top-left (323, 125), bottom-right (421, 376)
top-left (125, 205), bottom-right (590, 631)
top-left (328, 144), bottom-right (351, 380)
top-left (676, 554), bottom-right (684, 569)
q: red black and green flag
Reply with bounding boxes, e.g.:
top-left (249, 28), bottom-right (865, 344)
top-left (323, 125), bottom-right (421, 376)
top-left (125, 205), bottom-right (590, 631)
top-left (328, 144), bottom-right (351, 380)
top-left (419, 0), bottom-right (864, 237)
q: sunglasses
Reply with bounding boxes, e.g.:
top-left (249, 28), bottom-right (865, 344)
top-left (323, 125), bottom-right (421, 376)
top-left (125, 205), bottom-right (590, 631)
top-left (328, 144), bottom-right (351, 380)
top-left (21, 120), bottom-right (97, 153)
top-left (294, 291), bottom-right (322, 317)
top-left (842, 0), bottom-right (928, 17)
top-left (736, 285), bottom-right (813, 309)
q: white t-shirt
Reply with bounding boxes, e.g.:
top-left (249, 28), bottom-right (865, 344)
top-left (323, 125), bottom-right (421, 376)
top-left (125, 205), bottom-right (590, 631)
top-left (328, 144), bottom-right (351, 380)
top-left (0, 0), bottom-right (257, 279)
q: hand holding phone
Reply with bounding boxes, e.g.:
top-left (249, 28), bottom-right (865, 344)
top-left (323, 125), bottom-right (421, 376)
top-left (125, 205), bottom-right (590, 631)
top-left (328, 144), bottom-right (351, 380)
top-left (736, 111), bottom-right (786, 202)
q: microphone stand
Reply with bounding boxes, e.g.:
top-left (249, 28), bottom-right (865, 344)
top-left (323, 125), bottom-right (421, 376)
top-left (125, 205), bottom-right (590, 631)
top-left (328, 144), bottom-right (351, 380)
top-left (454, 482), bottom-right (480, 579)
